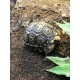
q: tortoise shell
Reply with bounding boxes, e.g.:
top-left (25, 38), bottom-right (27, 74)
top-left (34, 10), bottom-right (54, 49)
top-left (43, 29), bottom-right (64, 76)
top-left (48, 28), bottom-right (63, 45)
top-left (23, 21), bottom-right (56, 53)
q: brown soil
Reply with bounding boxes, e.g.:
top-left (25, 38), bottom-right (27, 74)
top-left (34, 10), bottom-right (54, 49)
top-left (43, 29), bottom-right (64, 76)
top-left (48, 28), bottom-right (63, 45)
top-left (10, 0), bottom-right (70, 80)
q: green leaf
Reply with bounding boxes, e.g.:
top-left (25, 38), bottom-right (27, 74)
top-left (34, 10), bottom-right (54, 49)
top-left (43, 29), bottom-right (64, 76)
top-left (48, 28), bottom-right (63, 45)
top-left (46, 56), bottom-right (70, 66)
top-left (47, 64), bottom-right (70, 77)
top-left (55, 21), bottom-right (70, 35)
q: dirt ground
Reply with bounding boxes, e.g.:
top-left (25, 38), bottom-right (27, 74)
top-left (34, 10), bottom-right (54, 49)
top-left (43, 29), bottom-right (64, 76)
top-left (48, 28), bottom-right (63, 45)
top-left (10, 0), bottom-right (70, 80)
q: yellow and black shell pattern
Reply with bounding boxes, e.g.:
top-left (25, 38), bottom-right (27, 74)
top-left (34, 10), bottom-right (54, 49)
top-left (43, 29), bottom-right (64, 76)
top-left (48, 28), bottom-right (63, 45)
top-left (23, 21), bottom-right (55, 53)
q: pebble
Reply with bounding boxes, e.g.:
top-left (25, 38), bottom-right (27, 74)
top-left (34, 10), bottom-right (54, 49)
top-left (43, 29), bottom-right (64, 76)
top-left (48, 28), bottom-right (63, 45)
top-left (42, 5), bottom-right (48, 10)
top-left (22, 20), bottom-right (30, 27)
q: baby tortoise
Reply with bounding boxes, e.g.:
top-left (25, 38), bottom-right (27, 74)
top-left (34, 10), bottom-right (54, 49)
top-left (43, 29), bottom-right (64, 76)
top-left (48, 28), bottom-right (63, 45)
top-left (23, 21), bottom-right (61, 54)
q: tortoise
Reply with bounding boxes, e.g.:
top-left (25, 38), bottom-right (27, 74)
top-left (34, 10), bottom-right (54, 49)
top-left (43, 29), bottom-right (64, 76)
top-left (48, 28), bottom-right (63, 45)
top-left (23, 21), bottom-right (61, 54)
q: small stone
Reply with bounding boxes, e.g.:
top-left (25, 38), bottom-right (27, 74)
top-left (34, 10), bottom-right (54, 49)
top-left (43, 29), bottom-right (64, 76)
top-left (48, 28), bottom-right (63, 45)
top-left (54, 36), bottom-right (61, 40)
top-left (62, 30), bottom-right (66, 34)
top-left (62, 13), bottom-right (67, 17)
top-left (41, 76), bottom-right (44, 79)
top-left (22, 21), bottom-right (30, 27)
top-left (42, 5), bottom-right (48, 10)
